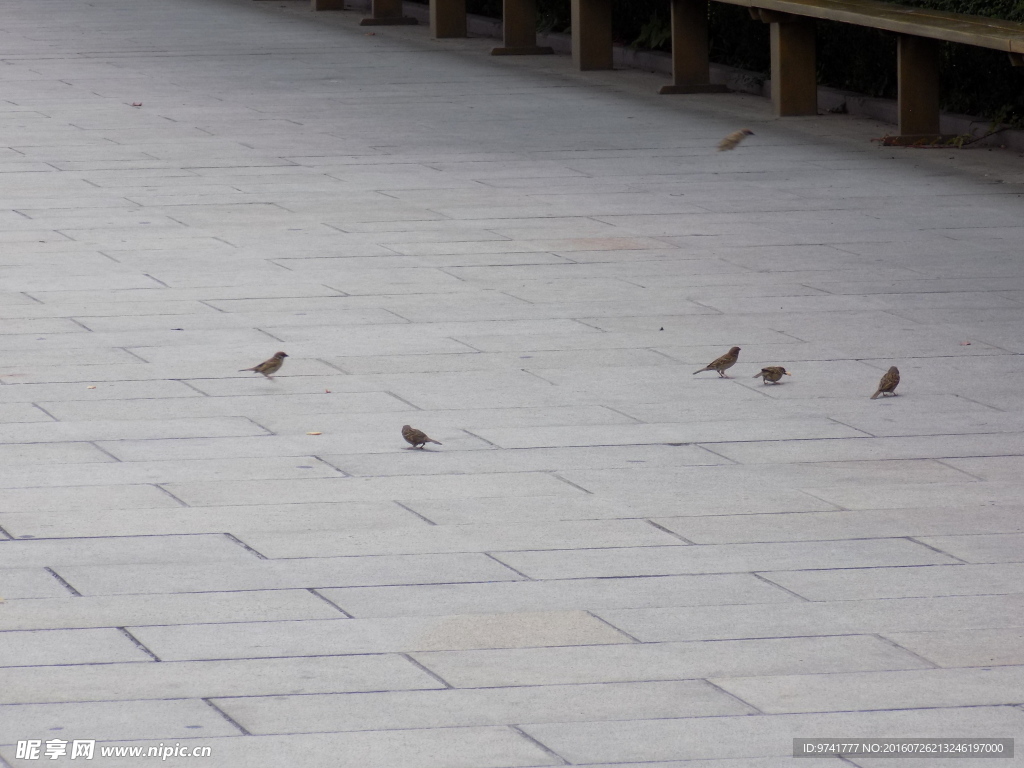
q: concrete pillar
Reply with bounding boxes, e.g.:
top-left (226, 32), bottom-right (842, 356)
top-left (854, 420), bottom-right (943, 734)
top-left (492, 0), bottom-right (553, 55)
top-left (660, 0), bottom-right (728, 94)
top-left (768, 12), bottom-right (817, 116)
top-left (360, 0), bottom-right (418, 25)
top-left (432, 0), bottom-right (467, 38)
top-left (571, 0), bottom-right (613, 71)
top-left (898, 35), bottom-right (941, 135)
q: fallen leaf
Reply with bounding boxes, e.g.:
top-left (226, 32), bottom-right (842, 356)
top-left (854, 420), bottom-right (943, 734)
top-left (325, 389), bottom-right (331, 393)
top-left (131, 102), bottom-right (142, 107)
top-left (306, 431), bottom-right (322, 436)
top-left (86, 386), bottom-right (97, 389)
top-left (960, 341), bottom-right (972, 346)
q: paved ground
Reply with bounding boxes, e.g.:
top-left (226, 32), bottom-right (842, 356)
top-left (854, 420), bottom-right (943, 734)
top-left (1, 0), bottom-right (1023, 765)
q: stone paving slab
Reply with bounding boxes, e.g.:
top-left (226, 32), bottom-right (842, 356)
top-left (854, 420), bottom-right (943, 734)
top-left (319, 573), bottom-right (796, 618)
top-left (129, 610), bottom-right (629, 660)
top-left (0, 569), bottom-right (73, 600)
top-left (0, 589), bottom-right (344, 631)
top-left (885, 628), bottom-right (1024, 667)
top-left (53, 552), bottom-right (521, 596)
top-left (237, 519), bottom-right (681, 558)
top-left (0, 654), bottom-right (441, 705)
top-left (519, 707), bottom-right (1024, 764)
top-left (0, 501), bottom-right (421, 539)
top-left (596, 594), bottom-right (1024, 642)
top-left (2, 728), bottom-right (560, 768)
top-left (714, 666), bottom-right (1024, 713)
top-left (0, 534), bottom-right (255, 568)
top-left (0, 628), bottom-right (153, 668)
top-left (406, 491), bottom-right (838, 525)
top-left (653, 505), bottom-right (1024, 543)
top-left (410, 634), bottom-right (929, 688)
top-left (0, 457), bottom-right (343, 490)
top-left (0, 699), bottom-right (241, 744)
top-left (214, 680), bottom-right (752, 735)
top-left (765, 562), bottom-right (1024, 600)
top-left (492, 538), bottom-right (956, 580)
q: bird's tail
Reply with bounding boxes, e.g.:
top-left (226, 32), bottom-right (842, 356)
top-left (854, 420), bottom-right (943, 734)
top-left (870, 390), bottom-right (881, 399)
top-left (693, 368), bottom-right (707, 375)
top-left (429, 439), bottom-right (442, 445)
top-left (239, 368), bottom-right (252, 372)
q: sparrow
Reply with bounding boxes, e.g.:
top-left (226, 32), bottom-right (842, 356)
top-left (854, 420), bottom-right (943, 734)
top-left (718, 129), bottom-right (754, 151)
top-left (402, 425), bottom-right (441, 449)
top-left (754, 366), bottom-right (790, 384)
top-left (693, 347), bottom-right (741, 378)
top-left (240, 351), bottom-right (288, 379)
top-left (871, 366), bottom-right (900, 399)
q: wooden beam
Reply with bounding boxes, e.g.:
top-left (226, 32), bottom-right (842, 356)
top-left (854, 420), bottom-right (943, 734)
top-left (311, 0), bottom-right (346, 10)
top-left (897, 34), bottom-right (941, 135)
top-left (661, 0), bottom-right (729, 93)
top-left (492, 0), bottom-right (554, 55)
top-left (715, 0), bottom-right (1024, 54)
top-left (360, 0), bottom-right (417, 25)
top-left (770, 14), bottom-right (818, 116)
top-left (571, 0), bottom-right (613, 70)
top-left (431, 0), bottom-right (467, 38)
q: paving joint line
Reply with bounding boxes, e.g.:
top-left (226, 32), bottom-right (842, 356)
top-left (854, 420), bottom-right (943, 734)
top-left (153, 484), bottom-right (190, 507)
top-left (394, 501), bottom-right (437, 526)
top-left (482, 552), bottom-right (534, 581)
top-left (872, 633), bottom-right (941, 668)
top-left (202, 699), bottom-right (251, 735)
top-left (508, 725), bottom-right (569, 765)
top-left (903, 536), bottom-right (971, 564)
top-left (45, 567), bottom-right (82, 596)
top-left (223, 532), bottom-right (268, 560)
top-left (585, 610), bottom-right (644, 643)
top-left (751, 572), bottom-right (813, 602)
top-left (306, 588), bottom-right (352, 617)
top-left (118, 627), bottom-right (162, 661)
top-left (400, 653), bottom-right (455, 689)
top-left (701, 677), bottom-right (767, 714)
top-left (549, 473), bottom-right (593, 494)
top-left (644, 519), bottom-right (696, 544)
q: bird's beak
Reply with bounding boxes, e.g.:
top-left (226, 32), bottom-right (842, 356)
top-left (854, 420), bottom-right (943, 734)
top-left (784, 371), bottom-right (791, 375)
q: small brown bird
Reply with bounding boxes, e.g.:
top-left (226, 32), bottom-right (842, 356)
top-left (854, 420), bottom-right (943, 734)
top-left (402, 425), bottom-right (441, 449)
top-left (693, 347), bottom-right (741, 378)
top-left (870, 366), bottom-right (900, 399)
top-left (754, 366), bottom-right (791, 384)
top-left (240, 351), bottom-right (288, 379)
top-left (718, 128), bottom-right (754, 151)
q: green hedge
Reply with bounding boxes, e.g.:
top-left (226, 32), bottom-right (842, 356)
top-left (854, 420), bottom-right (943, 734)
top-left (441, 0), bottom-right (1024, 124)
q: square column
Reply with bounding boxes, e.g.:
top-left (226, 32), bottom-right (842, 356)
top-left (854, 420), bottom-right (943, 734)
top-left (431, 0), bottom-right (467, 38)
top-left (571, 0), bottom-right (613, 71)
top-left (360, 0), bottom-right (418, 25)
top-left (766, 11), bottom-right (817, 116)
top-left (660, 0), bottom-right (728, 94)
top-left (492, 0), bottom-right (554, 55)
top-left (897, 34), bottom-right (940, 136)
